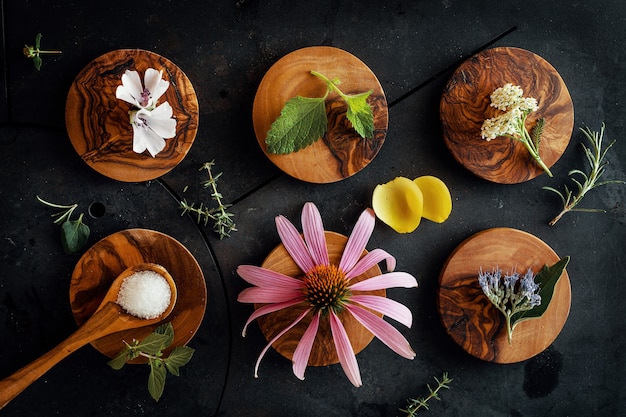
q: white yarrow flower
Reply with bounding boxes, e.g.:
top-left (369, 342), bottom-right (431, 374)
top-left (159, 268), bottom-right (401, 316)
top-left (116, 68), bottom-right (176, 157)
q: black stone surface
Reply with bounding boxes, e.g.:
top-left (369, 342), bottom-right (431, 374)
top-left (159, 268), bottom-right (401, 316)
top-left (1, 1), bottom-right (625, 416)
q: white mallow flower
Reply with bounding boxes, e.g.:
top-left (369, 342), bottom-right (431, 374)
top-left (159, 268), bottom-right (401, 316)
top-left (116, 68), bottom-right (170, 110)
top-left (116, 68), bottom-right (177, 157)
top-left (130, 102), bottom-right (176, 157)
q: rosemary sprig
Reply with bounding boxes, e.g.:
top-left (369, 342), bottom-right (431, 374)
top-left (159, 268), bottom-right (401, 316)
top-left (179, 161), bottom-right (237, 239)
top-left (544, 123), bottom-right (624, 225)
top-left (399, 372), bottom-right (453, 416)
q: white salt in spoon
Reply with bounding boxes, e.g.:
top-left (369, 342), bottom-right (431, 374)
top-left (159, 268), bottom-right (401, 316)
top-left (0, 263), bottom-right (177, 410)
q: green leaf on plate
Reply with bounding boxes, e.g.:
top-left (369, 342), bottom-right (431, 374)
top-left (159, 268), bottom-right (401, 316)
top-left (345, 90), bottom-right (374, 139)
top-left (265, 95), bottom-right (327, 154)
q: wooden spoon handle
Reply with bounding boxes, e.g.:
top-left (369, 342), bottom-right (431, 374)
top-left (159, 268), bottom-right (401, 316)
top-left (0, 303), bottom-right (125, 410)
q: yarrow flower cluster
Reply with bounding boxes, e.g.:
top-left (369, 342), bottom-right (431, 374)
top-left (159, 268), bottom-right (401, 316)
top-left (237, 202), bottom-right (417, 387)
top-left (478, 267), bottom-right (541, 344)
top-left (480, 83), bottom-right (552, 177)
top-left (116, 68), bottom-right (176, 157)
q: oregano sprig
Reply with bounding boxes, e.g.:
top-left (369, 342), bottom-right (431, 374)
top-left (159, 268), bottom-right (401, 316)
top-left (265, 70), bottom-right (374, 154)
top-left (108, 322), bottom-right (195, 402)
top-left (544, 123), bottom-right (625, 225)
top-left (179, 161), bottom-right (237, 239)
top-left (400, 372), bottom-right (453, 415)
top-left (23, 33), bottom-right (62, 71)
top-left (36, 196), bottom-right (90, 254)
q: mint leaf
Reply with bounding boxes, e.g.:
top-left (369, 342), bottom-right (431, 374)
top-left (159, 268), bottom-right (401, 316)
top-left (511, 256), bottom-right (570, 328)
top-left (147, 360), bottom-right (167, 401)
top-left (136, 332), bottom-right (171, 356)
top-left (164, 346), bottom-right (195, 376)
top-left (107, 349), bottom-right (130, 370)
top-left (60, 214), bottom-right (90, 254)
top-left (153, 322), bottom-right (175, 348)
top-left (345, 90), bottom-right (374, 138)
top-left (265, 96), bottom-right (327, 154)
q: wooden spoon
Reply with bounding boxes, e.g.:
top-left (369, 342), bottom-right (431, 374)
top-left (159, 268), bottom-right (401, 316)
top-left (0, 263), bottom-right (177, 410)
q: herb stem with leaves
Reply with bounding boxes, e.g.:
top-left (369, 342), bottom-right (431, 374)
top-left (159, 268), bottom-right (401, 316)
top-left (400, 373), bottom-right (453, 415)
top-left (544, 123), bottom-right (624, 225)
top-left (23, 33), bottom-right (62, 71)
top-left (37, 196), bottom-right (90, 254)
top-left (108, 322), bottom-right (194, 402)
top-left (179, 161), bottom-right (237, 239)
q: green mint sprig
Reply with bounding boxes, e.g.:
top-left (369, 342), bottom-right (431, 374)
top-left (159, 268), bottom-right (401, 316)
top-left (23, 33), bottom-right (62, 71)
top-left (400, 372), bottom-right (453, 415)
top-left (36, 196), bottom-right (90, 254)
top-left (108, 322), bottom-right (195, 402)
top-left (179, 161), bottom-right (237, 239)
top-left (544, 123), bottom-right (625, 225)
top-left (265, 70), bottom-right (374, 154)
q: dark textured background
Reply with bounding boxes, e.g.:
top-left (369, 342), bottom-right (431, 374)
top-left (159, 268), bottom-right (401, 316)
top-left (1, 1), bottom-right (624, 416)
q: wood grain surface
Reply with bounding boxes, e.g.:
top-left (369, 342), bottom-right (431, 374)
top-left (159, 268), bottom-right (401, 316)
top-left (66, 49), bottom-right (199, 182)
top-left (253, 46), bottom-right (388, 183)
top-left (437, 228), bottom-right (571, 363)
top-left (440, 47), bottom-right (574, 184)
top-left (255, 231), bottom-right (385, 366)
top-left (69, 229), bottom-right (206, 362)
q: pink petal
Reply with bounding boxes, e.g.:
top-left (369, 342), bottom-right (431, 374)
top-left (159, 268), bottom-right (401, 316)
top-left (292, 312), bottom-right (320, 380)
top-left (329, 312), bottom-right (362, 387)
top-left (237, 265), bottom-right (304, 290)
top-left (349, 272), bottom-right (417, 291)
top-left (349, 294), bottom-right (413, 328)
top-left (254, 307), bottom-right (312, 378)
top-left (345, 249), bottom-right (396, 280)
top-left (345, 304), bottom-right (415, 359)
top-left (302, 202), bottom-right (329, 266)
top-left (276, 215), bottom-right (315, 273)
top-left (237, 287), bottom-right (303, 304)
top-left (241, 298), bottom-right (304, 336)
top-left (339, 208), bottom-right (375, 273)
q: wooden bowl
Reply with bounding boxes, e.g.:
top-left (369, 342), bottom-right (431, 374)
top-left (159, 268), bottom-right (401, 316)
top-left (437, 228), bottom-right (571, 363)
top-left (440, 47), bottom-right (574, 183)
top-left (255, 231), bottom-right (385, 366)
top-left (66, 49), bottom-right (199, 182)
top-left (252, 46), bottom-right (388, 183)
top-left (69, 229), bottom-right (206, 362)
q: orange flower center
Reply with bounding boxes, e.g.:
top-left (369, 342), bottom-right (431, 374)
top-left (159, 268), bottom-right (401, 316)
top-left (302, 264), bottom-right (350, 314)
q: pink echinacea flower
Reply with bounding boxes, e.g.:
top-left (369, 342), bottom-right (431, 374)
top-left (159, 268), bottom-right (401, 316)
top-left (237, 202), bottom-right (417, 387)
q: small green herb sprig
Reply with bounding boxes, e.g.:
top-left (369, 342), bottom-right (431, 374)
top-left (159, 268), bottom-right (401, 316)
top-left (108, 322), bottom-right (195, 402)
top-left (478, 257), bottom-right (569, 344)
top-left (36, 196), bottom-right (90, 254)
top-left (265, 70), bottom-right (375, 154)
top-left (23, 33), bottom-right (62, 71)
top-left (180, 161), bottom-right (237, 239)
top-left (544, 124), bottom-right (625, 225)
top-left (400, 372), bottom-right (453, 415)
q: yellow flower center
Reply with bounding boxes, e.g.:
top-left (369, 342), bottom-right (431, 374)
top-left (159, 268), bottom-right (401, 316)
top-left (302, 264), bottom-right (350, 314)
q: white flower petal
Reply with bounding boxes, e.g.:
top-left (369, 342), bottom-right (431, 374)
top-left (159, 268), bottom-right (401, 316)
top-left (144, 68), bottom-right (170, 104)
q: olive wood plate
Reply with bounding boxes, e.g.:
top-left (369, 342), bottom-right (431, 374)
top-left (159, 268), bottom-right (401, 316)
top-left (69, 229), bottom-right (207, 362)
top-left (437, 227), bottom-right (571, 363)
top-left (440, 47), bottom-right (574, 183)
top-left (66, 49), bottom-right (199, 182)
top-left (252, 46), bottom-right (388, 183)
top-left (255, 231), bottom-right (384, 366)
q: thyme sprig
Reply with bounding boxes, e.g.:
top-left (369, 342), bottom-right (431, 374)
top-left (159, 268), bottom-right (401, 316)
top-left (179, 161), bottom-right (237, 239)
top-left (400, 373), bottom-right (452, 415)
top-left (544, 123), bottom-right (624, 225)
top-left (23, 33), bottom-right (62, 71)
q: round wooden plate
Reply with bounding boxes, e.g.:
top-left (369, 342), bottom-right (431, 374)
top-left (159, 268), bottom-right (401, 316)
top-left (437, 228), bottom-right (571, 363)
top-left (66, 49), bottom-right (199, 182)
top-left (440, 47), bottom-right (574, 183)
top-left (255, 231), bottom-right (385, 366)
top-left (69, 229), bottom-right (207, 362)
top-left (252, 46), bottom-right (388, 183)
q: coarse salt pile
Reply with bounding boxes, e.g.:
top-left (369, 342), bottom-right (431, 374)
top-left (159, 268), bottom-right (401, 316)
top-left (117, 270), bottom-right (172, 319)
